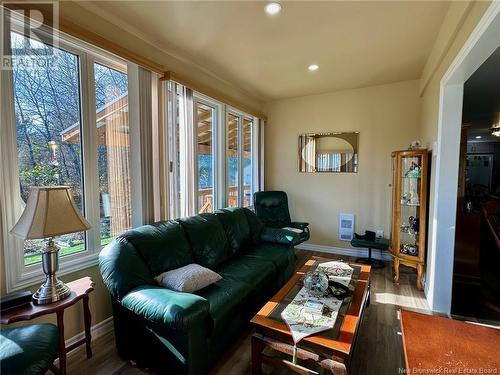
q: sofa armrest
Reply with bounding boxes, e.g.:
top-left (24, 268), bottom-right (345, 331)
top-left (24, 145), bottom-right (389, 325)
top-left (260, 227), bottom-right (300, 246)
top-left (121, 285), bottom-right (210, 330)
top-left (290, 221), bottom-right (309, 230)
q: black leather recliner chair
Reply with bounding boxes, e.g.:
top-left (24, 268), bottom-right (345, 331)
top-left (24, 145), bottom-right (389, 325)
top-left (253, 191), bottom-right (310, 244)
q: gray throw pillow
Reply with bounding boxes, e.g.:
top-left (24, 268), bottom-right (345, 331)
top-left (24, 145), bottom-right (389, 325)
top-left (154, 263), bottom-right (222, 292)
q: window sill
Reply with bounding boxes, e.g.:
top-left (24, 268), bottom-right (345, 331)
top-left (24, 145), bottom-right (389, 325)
top-left (7, 252), bottom-right (100, 293)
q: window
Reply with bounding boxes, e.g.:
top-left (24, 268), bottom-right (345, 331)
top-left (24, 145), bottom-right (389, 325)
top-left (1, 17), bottom-right (139, 291)
top-left (93, 63), bottom-right (131, 246)
top-left (227, 113), bottom-right (240, 207)
top-left (195, 102), bottom-right (217, 213)
top-left (166, 83), bottom-right (260, 217)
top-left (166, 82), bottom-right (181, 219)
top-left (243, 118), bottom-right (253, 207)
top-left (227, 112), bottom-right (254, 208)
top-left (11, 31), bottom-right (87, 266)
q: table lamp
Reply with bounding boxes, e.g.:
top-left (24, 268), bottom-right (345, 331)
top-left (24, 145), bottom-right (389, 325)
top-left (10, 186), bottom-right (91, 305)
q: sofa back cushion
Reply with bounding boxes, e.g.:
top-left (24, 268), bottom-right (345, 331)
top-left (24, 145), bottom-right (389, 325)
top-left (177, 214), bottom-right (230, 269)
top-left (215, 208), bottom-right (252, 253)
top-left (99, 236), bottom-right (155, 301)
top-left (242, 208), bottom-right (265, 245)
top-left (123, 221), bottom-right (193, 276)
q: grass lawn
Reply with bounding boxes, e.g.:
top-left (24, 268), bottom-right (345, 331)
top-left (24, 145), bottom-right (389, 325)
top-left (24, 237), bottom-right (114, 266)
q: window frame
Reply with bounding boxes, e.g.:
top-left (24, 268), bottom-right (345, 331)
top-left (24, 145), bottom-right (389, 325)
top-left (1, 15), bottom-right (132, 292)
top-left (226, 107), bottom-right (256, 208)
top-left (165, 85), bottom-right (260, 216)
top-left (193, 94), bottom-right (223, 213)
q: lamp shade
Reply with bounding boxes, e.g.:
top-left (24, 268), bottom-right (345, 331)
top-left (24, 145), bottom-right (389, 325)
top-left (10, 186), bottom-right (91, 239)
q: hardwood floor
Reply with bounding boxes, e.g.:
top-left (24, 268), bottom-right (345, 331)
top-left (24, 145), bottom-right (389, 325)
top-left (64, 250), bottom-right (429, 375)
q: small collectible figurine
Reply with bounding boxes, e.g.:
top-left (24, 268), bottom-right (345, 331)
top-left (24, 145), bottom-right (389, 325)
top-left (409, 140), bottom-right (422, 150)
top-left (401, 192), bottom-right (411, 205)
top-left (409, 216), bottom-right (420, 235)
top-left (405, 161), bottom-right (421, 178)
top-left (408, 188), bottom-right (420, 205)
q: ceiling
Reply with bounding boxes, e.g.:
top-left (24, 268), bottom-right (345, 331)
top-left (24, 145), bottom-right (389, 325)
top-left (83, 1), bottom-right (450, 101)
top-left (463, 46), bottom-right (500, 142)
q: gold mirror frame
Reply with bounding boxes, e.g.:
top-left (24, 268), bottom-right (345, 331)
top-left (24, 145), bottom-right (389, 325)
top-left (298, 132), bottom-right (359, 173)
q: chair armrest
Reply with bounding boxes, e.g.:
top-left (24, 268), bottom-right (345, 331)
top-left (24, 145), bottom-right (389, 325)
top-left (121, 285), bottom-right (210, 330)
top-left (290, 222), bottom-right (309, 230)
top-left (260, 227), bottom-right (300, 246)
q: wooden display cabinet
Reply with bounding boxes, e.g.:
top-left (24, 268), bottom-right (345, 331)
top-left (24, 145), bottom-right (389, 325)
top-left (391, 149), bottom-right (428, 290)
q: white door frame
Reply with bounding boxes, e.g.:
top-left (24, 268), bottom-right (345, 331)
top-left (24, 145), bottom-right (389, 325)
top-left (426, 2), bottom-right (500, 314)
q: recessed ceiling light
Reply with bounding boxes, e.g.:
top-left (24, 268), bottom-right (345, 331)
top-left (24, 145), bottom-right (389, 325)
top-left (265, 2), bottom-right (282, 16)
top-left (475, 135), bottom-right (482, 139)
top-left (308, 64), bottom-right (319, 72)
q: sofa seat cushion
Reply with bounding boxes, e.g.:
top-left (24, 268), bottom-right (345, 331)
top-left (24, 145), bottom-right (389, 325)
top-left (215, 256), bottom-right (275, 290)
top-left (177, 214), bottom-right (230, 269)
top-left (0, 323), bottom-right (59, 375)
top-left (123, 220), bottom-right (193, 276)
top-left (195, 277), bottom-right (251, 324)
top-left (240, 243), bottom-right (295, 271)
top-left (215, 208), bottom-right (252, 253)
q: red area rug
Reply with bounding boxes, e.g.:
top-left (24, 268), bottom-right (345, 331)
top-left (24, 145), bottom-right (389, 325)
top-left (400, 310), bottom-right (500, 374)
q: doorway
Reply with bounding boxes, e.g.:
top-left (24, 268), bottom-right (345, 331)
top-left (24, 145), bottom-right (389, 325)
top-left (426, 2), bottom-right (500, 314)
top-left (452, 46), bottom-right (500, 322)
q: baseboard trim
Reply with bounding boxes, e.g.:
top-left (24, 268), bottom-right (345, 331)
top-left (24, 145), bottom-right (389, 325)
top-left (296, 242), bottom-right (392, 261)
top-left (65, 316), bottom-right (114, 348)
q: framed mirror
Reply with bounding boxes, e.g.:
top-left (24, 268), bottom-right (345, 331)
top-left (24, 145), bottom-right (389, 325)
top-left (298, 132), bottom-right (359, 173)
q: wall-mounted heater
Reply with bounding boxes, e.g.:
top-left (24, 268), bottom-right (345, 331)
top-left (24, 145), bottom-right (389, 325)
top-left (339, 213), bottom-right (354, 241)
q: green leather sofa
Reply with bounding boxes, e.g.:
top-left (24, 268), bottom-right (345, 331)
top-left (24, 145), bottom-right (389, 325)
top-left (99, 207), bottom-right (301, 374)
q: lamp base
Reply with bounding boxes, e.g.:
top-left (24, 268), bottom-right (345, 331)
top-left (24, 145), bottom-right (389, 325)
top-left (32, 239), bottom-right (71, 305)
top-left (33, 277), bottom-right (71, 305)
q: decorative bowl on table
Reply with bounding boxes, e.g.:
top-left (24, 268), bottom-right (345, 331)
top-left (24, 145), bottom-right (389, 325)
top-left (303, 271), bottom-right (329, 297)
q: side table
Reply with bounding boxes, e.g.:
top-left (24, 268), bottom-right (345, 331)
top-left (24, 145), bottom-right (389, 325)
top-left (1, 276), bottom-right (95, 375)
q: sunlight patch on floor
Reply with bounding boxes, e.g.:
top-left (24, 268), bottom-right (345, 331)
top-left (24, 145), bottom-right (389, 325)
top-left (375, 292), bottom-right (429, 310)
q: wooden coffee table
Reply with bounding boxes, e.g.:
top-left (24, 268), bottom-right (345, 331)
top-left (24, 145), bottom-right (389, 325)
top-left (250, 256), bottom-right (371, 375)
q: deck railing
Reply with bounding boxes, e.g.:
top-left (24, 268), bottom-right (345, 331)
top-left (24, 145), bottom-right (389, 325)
top-left (198, 185), bottom-right (251, 213)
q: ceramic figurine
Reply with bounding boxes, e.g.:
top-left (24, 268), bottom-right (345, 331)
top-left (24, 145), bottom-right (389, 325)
top-left (405, 161), bottom-right (422, 178)
top-left (409, 140), bottom-right (422, 150)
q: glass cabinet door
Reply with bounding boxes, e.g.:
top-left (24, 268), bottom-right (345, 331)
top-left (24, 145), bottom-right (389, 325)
top-left (398, 155), bottom-right (423, 257)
